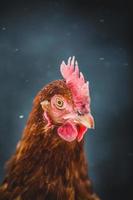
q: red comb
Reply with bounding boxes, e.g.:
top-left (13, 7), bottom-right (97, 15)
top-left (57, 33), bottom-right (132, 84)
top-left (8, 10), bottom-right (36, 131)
top-left (60, 56), bottom-right (90, 113)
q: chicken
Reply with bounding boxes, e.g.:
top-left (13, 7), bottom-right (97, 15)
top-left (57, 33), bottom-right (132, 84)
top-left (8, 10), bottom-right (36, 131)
top-left (0, 57), bottom-right (100, 200)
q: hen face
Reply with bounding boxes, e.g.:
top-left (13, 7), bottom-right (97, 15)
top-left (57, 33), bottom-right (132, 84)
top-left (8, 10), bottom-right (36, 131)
top-left (40, 57), bottom-right (94, 142)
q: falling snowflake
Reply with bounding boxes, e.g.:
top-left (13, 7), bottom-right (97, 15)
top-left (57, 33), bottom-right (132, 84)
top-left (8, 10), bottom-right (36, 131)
top-left (99, 57), bottom-right (104, 61)
top-left (2, 27), bottom-right (6, 31)
top-left (19, 115), bottom-right (24, 119)
top-left (99, 19), bottom-right (104, 23)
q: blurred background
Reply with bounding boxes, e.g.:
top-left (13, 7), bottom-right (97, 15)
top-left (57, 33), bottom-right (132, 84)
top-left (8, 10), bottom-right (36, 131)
top-left (0, 0), bottom-right (132, 199)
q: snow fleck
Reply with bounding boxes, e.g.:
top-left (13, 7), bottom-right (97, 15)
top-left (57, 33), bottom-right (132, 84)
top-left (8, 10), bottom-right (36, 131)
top-left (99, 57), bottom-right (104, 61)
top-left (19, 115), bottom-right (24, 119)
top-left (15, 48), bottom-right (19, 52)
top-left (99, 19), bottom-right (104, 23)
top-left (2, 27), bottom-right (6, 31)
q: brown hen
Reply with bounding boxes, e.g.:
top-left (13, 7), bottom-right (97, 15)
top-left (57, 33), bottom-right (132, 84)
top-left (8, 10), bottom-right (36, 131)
top-left (0, 57), bottom-right (100, 200)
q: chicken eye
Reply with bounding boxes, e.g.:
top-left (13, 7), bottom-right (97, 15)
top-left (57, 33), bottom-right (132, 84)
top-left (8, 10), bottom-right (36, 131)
top-left (55, 97), bottom-right (64, 109)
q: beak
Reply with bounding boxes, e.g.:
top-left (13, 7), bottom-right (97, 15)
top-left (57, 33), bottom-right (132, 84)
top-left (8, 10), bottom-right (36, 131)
top-left (63, 112), bottom-right (95, 129)
top-left (75, 113), bottom-right (95, 129)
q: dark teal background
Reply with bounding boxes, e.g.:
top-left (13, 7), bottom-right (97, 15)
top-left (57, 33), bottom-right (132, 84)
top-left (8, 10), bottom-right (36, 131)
top-left (0, 1), bottom-right (132, 199)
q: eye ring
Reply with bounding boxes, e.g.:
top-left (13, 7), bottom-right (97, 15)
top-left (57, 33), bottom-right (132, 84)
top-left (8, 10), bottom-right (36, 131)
top-left (55, 97), bottom-right (64, 109)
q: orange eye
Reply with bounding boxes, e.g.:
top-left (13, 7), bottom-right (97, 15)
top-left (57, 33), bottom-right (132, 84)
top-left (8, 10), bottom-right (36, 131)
top-left (55, 97), bottom-right (64, 109)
